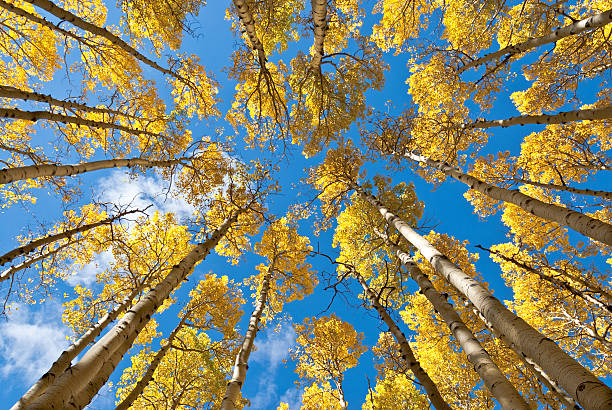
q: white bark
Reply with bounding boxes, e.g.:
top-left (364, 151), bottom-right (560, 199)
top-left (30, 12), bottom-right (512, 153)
top-left (0, 240), bottom-right (74, 282)
top-left (511, 178), bottom-right (612, 200)
top-left (0, 156), bottom-right (185, 185)
top-left (10, 282), bottom-right (146, 409)
top-left (232, 0), bottom-right (266, 67)
top-left (115, 315), bottom-right (188, 410)
top-left (220, 263), bottom-right (274, 410)
top-left (22, 0), bottom-right (185, 83)
top-left (353, 183), bottom-right (612, 410)
top-left (461, 106), bottom-right (612, 130)
top-left (0, 209), bottom-right (139, 268)
top-left (310, 0), bottom-right (328, 72)
top-left (0, 107), bottom-right (167, 140)
top-left (380, 237), bottom-right (528, 409)
top-left (406, 153), bottom-right (612, 246)
top-left (457, 9), bottom-right (612, 73)
top-left (354, 270), bottom-right (452, 410)
top-left (27, 212), bottom-right (240, 409)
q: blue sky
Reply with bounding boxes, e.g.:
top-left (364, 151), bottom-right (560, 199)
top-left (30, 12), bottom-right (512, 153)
top-left (0, 1), bottom-right (610, 409)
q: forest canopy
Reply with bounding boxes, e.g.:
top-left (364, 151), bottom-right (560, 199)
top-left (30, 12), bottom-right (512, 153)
top-left (0, 0), bottom-right (611, 409)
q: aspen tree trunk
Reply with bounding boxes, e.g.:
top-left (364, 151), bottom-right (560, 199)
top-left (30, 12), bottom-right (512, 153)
top-left (0, 107), bottom-right (166, 140)
top-left (405, 153), bottom-right (612, 246)
top-left (0, 156), bottom-right (186, 185)
top-left (461, 106), bottom-right (612, 130)
top-left (220, 263), bottom-right (275, 410)
top-left (352, 183), bottom-right (612, 410)
top-left (511, 178), bottom-right (612, 200)
top-left (115, 315), bottom-right (189, 410)
top-left (232, 0), bottom-right (267, 67)
top-left (27, 212), bottom-right (240, 410)
top-left (0, 209), bottom-right (140, 268)
top-left (0, 85), bottom-right (131, 117)
top-left (10, 282), bottom-right (147, 410)
top-left (377, 235), bottom-right (529, 409)
top-left (477, 245), bottom-right (612, 314)
top-left (21, 0), bottom-right (185, 83)
top-left (0, 240), bottom-right (74, 282)
top-left (310, 0), bottom-right (328, 72)
top-left (354, 270), bottom-right (451, 410)
top-left (457, 9), bottom-right (612, 73)
top-left (463, 300), bottom-right (580, 409)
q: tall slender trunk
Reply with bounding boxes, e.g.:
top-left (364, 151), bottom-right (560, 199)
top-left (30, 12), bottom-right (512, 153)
top-left (0, 107), bottom-right (167, 141)
top-left (0, 85), bottom-right (132, 118)
top-left (405, 153), bottom-right (612, 246)
top-left (0, 208), bottom-right (140, 268)
top-left (463, 299), bottom-right (579, 408)
top-left (457, 9), bottom-right (612, 73)
top-left (511, 177), bottom-right (612, 200)
top-left (461, 106), bottom-right (612, 130)
top-left (232, 0), bottom-right (266, 67)
top-left (352, 182), bottom-right (612, 410)
top-left (220, 263), bottom-right (275, 410)
top-left (11, 281), bottom-right (147, 410)
top-left (115, 315), bottom-right (189, 410)
top-left (0, 156), bottom-right (186, 185)
top-left (27, 212), bottom-right (240, 410)
top-left (22, 0), bottom-right (186, 84)
top-left (310, 0), bottom-right (328, 72)
top-left (377, 234), bottom-right (528, 409)
top-left (0, 240), bottom-right (75, 282)
top-left (354, 270), bottom-right (451, 410)
top-left (477, 245), bottom-right (612, 314)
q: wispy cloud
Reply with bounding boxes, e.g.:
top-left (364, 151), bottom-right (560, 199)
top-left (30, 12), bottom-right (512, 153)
top-left (248, 322), bottom-right (297, 409)
top-left (65, 249), bottom-right (114, 287)
top-left (97, 170), bottom-right (196, 222)
top-left (0, 303), bottom-right (68, 384)
top-left (279, 386), bottom-right (303, 409)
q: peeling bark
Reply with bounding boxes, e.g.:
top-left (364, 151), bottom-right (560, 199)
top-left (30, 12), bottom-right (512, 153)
top-left (220, 263), bottom-right (274, 410)
top-left (458, 9), bottom-right (612, 73)
top-left (0, 208), bottom-right (140, 268)
top-left (461, 106), bottom-right (612, 130)
top-left (378, 235), bottom-right (528, 409)
top-left (354, 270), bottom-right (451, 410)
top-left (26, 212), bottom-right (240, 409)
top-left (405, 153), bottom-right (612, 246)
top-left (0, 156), bottom-right (186, 185)
top-left (353, 183), bottom-right (612, 410)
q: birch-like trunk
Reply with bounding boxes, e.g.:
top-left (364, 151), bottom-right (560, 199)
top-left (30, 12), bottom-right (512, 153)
top-left (461, 106), bottom-right (612, 130)
top-left (220, 264), bottom-right (274, 410)
top-left (353, 183), bottom-right (612, 410)
top-left (0, 208), bottom-right (140, 268)
top-left (457, 9), bottom-right (612, 73)
top-left (22, 0), bottom-right (184, 83)
top-left (354, 270), bottom-right (451, 410)
top-left (511, 177), bottom-right (612, 200)
top-left (477, 245), bottom-right (612, 315)
top-left (0, 156), bottom-right (186, 185)
top-left (115, 315), bottom-right (188, 410)
top-left (232, 0), bottom-right (267, 67)
top-left (10, 282), bottom-right (146, 410)
top-left (406, 153), bottom-right (612, 246)
top-left (27, 212), bottom-right (240, 410)
top-left (0, 107), bottom-right (166, 140)
top-left (310, 0), bottom-right (328, 72)
top-left (463, 300), bottom-right (579, 408)
top-left (0, 85), bottom-right (130, 118)
top-left (378, 235), bottom-right (528, 409)
top-left (0, 240), bottom-right (74, 282)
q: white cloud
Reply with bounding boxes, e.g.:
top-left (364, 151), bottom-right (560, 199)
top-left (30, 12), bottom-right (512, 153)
top-left (251, 323), bottom-right (296, 370)
top-left (279, 386), bottom-right (303, 409)
top-left (66, 249), bottom-right (114, 287)
top-left (248, 322), bottom-right (297, 409)
top-left (97, 170), bottom-right (196, 222)
top-left (0, 303), bottom-right (68, 384)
